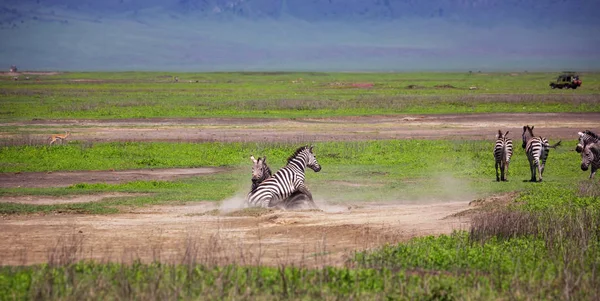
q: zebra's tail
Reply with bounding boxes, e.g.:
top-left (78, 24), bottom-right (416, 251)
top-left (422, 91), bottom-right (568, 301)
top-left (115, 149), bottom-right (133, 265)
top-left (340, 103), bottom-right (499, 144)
top-left (548, 140), bottom-right (562, 149)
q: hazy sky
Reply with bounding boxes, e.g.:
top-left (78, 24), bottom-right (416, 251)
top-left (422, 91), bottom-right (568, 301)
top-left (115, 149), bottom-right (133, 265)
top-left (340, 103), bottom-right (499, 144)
top-left (1, 0), bottom-right (599, 71)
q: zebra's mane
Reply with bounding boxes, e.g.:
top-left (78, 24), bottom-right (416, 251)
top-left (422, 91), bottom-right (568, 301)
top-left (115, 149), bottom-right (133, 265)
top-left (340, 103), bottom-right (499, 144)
top-left (287, 146), bottom-right (310, 163)
top-left (261, 157), bottom-right (272, 176)
top-left (583, 130), bottom-right (599, 140)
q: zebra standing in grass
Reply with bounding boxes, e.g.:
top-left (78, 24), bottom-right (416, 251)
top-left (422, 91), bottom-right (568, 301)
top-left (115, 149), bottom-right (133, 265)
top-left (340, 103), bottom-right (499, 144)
top-left (494, 130), bottom-right (513, 182)
top-left (249, 155), bottom-right (314, 209)
top-left (576, 130), bottom-right (599, 153)
top-left (247, 146), bottom-right (321, 209)
top-left (581, 142), bottom-right (600, 179)
top-left (522, 125), bottom-right (561, 182)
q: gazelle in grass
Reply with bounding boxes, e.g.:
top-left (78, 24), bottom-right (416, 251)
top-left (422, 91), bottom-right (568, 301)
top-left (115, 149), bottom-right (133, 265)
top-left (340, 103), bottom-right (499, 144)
top-left (48, 131), bottom-right (71, 145)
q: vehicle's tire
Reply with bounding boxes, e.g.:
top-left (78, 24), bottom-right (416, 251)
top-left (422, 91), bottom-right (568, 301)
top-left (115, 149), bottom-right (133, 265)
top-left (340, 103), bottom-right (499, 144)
top-left (572, 85), bottom-right (578, 90)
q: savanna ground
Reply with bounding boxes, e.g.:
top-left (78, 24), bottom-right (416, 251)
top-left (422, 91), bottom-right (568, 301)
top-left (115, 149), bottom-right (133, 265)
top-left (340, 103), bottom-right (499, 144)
top-left (0, 71), bottom-right (599, 299)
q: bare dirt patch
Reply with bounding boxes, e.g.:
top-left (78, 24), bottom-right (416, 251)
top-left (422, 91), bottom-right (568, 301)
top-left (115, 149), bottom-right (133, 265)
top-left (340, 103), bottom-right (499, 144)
top-left (0, 200), bottom-right (470, 267)
top-left (0, 167), bottom-right (228, 188)
top-left (2, 113), bottom-right (596, 143)
top-left (0, 193), bottom-right (146, 205)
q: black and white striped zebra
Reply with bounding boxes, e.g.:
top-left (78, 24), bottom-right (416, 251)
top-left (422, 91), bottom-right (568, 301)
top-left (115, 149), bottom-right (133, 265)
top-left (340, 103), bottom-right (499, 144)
top-left (494, 130), bottom-right (513, 182)
top-left (576, 130), bottom-right (599, 153)
top-left (522, 125), bottom-right (561, 182)
top-left (581, 142), bottom-right (600, 179)
top-left (249, 155), bottom-right (313, 208)
top-left (247, 146), bottom-right (321, 209)
top-left (250, 155), bottom-right (272, 191)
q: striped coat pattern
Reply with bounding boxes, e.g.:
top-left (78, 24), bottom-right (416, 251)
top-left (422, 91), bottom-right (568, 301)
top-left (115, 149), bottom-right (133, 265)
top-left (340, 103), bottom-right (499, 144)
top-left (522, 125), bottom-right (561, 182)
top-left (576, 130), bottom-right (599, 153)
top-left (249, 155), bottom-right (314, 209)
top-left (247, 146), bottom-right (321, 209)
top-left (494, 130), bottom-right (513, 182)
top-left (581, 142), bottom-right (600, 179)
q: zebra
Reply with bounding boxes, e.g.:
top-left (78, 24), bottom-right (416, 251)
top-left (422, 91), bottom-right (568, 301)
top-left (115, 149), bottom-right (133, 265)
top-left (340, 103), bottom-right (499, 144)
top-left (250, 155), bottom-right (272, 191)
top-left (494, 130), bottom-right (513, 182)
top-left (249, 155), bottom-right (313, 209)
top-left (521, 125), bottom-right (561, 182)
top-left (576, 130), bottom-right (599, 153)
top-left (581, 142), bottom-right (600, 179)
top-left (247, 146), bottom-right (321, 210)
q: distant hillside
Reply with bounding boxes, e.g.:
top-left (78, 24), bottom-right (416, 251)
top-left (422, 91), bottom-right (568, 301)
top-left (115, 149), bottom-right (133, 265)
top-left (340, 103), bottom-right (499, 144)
top-left (0, 0), bottom-right (598, 71)
top-left (2, 0), bottom-right (599, 28)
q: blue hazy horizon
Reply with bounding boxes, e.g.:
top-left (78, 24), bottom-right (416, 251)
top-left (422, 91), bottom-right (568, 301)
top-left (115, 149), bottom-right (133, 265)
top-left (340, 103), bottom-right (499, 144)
top-left (1, 0), bottom-right (599, 72)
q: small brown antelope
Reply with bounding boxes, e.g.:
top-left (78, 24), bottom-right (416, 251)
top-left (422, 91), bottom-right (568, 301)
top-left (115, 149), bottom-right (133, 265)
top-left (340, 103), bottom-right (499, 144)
top-left (49, 131), bottom-right (71, 145)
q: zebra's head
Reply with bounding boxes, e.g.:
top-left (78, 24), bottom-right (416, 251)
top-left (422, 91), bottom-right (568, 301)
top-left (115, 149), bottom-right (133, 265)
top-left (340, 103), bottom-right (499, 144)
top-left (581, 143), bottom-right (598, 171)
top-left (306, 146), bottom-right (322, 172)
top-left (576, 130), bottom-right (599, 153)
top-left (288, 145), bottom-right (321, 172)
top-left (250, 155), bottom-right (271, 185)
top-left (522, 125), bottom-right (534, 149)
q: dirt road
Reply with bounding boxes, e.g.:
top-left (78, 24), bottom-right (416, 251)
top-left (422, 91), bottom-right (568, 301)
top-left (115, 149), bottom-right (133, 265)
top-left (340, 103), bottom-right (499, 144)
top-left (2, 113), bottom-right (598, 143)
top-left (0, 199), bottom-right (471, 267)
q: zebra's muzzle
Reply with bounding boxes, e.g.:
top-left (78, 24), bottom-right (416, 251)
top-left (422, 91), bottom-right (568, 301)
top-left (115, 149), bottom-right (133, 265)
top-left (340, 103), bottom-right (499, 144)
top-left (581, 163), bottom-right (589, 171)
top-left (312, 165), bottom-right (321, 172)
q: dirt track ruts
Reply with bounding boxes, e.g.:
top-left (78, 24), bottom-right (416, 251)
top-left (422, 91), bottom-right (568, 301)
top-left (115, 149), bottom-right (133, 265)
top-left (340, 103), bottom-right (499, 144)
top-left (2, 113), bottom-right (598, 143)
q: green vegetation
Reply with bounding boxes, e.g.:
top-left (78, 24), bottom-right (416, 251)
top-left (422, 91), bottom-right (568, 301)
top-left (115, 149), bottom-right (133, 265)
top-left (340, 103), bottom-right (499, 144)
top-left (0, 139), bottom-right (586, 214)
top-left (1, 72), bottom-right (599, 300)
top-left (1, 72), bottom-right (599, 121)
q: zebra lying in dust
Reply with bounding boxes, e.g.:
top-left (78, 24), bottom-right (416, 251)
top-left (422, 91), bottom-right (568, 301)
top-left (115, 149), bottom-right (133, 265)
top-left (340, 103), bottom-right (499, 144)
top-left (580, 142), bottom-right (600, 179)
top-left (249, 155), bottom-right (316, 209)
top-left (494, 130), bottom-right (513, 182)
top-left (576, 130), bottom-right (599, 153)
top-left (247, 146), bottom-right (320, 210)
top-left (522, 125), bottom-right (561, 182)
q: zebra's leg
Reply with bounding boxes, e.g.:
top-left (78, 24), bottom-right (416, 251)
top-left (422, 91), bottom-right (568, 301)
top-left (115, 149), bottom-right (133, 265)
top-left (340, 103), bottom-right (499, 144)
top-left (293, 185), bottom-right (318, 210)
top-left (528, 158), bottom-right (536, 182)
top-left (297, 186), bottom-right (314, 201)
top-left (504, 161), bottom-right (509, 181)
top-left (284, 192), bottom-right (315, 210)
top-left (495, 161), bottom-right (500, 182)
top-left (591, 166), bottom-right (597, 179)
top-left (538, 162), bottom-right (544, 182)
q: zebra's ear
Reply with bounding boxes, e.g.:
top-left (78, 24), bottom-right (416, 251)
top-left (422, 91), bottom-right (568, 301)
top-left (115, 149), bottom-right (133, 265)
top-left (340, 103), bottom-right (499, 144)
top-left (497, 130), bottom-right (502, 138)
top-left (505, 131), bottom-right (509, 137)
top-left (531, 126), bottom-right (534, 130)
top-left (578, 132), bottom-right (584, 136)
top-left (261, 156), bottom-right (267, 163)
top-left (250, 155), bottom-right (257, 163)
top-left (309, 145), bottom-right (314, 152)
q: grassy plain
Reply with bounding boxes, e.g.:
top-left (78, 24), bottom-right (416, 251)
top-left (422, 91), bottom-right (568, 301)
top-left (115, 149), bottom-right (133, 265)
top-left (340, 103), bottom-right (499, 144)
top-left (0, 139), bottom-right (589, 214)
top-left (1, 71), bottom-right (599, 122)
top-left (1, 72), bottom-right (599, 299)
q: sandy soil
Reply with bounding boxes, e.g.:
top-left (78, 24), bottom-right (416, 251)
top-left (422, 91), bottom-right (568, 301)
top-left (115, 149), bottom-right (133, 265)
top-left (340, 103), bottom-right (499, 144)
top-left (2, 113), bottom-right (597, 143)
top-left (0, 192), bottom-right (147, 205)
top-left (0, 167), bottom-right (229, 188)
top-left (0, 199), bottom-right (471, 267)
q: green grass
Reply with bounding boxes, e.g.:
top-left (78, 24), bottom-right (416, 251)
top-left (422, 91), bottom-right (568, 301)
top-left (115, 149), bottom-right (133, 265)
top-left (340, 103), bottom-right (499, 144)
top-left (0, 139), bottom-right (594, 214)
top-left (1, 72), bottom-right (599, 121)
top-left (1, 72), bottom-right (599, 299)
